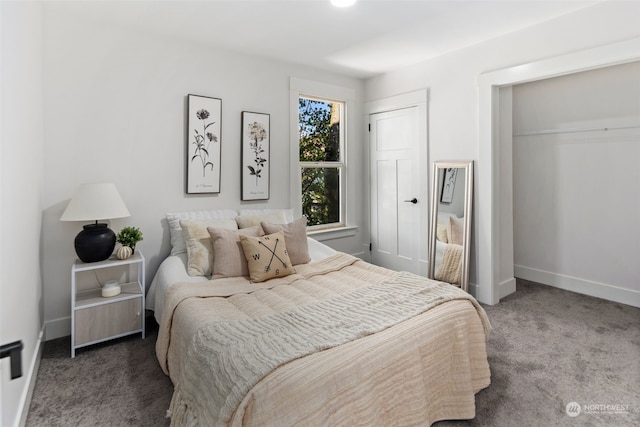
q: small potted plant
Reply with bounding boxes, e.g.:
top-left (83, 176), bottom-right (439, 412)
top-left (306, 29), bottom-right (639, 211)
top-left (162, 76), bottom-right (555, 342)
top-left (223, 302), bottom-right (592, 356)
top-left (115, 226), bottom-right (143, 259)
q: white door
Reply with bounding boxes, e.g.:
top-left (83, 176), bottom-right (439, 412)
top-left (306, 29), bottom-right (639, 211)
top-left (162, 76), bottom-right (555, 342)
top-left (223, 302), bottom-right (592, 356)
top-left (370, 107), bottom-right (421, 273)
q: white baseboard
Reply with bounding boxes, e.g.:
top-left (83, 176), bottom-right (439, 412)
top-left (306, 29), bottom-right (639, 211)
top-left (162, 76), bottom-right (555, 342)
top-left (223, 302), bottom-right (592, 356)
top-left (499, 277), bottom-right (517, 299)
top-left (467, 279), bottom-right (514, 305)
top-left (44, 317), bottom-right (70, 341)
top-left (514, 265), bottom-right (640, 308)
top-left (17, 327), bottom-right (44, 427)
top-left (361, 243), bottom-right (372, 263)
top-left (468, 282), bottom-right (478, 299)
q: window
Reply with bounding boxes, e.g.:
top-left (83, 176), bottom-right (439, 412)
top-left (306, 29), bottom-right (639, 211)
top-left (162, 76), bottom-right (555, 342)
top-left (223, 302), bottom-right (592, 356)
top-left (298, 96), bottom-right (345, 229)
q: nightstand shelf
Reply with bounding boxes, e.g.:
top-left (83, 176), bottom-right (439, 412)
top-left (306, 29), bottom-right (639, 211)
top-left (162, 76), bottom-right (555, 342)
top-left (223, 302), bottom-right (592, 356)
top-left (75, 282), bottom-right (142, 307)
top-left (71, 252), bottom-right (145, 357)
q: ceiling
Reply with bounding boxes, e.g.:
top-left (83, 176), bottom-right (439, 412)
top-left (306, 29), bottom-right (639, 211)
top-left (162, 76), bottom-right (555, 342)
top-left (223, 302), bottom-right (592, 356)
top-left (53, 0), bottom-right (602, 79)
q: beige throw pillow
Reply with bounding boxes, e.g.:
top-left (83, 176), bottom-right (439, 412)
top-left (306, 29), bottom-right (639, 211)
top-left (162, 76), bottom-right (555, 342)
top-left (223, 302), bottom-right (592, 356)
top-left (448, 216), bottom-right (464, 245)
top-left (261, 216), bottom-right (310, 265)
top-left (207, 226), bottom-right (261, 277)
top-left (180, 219), bottom-right (238, 276)
top-left (240, 232), bottom-right (296, 282)
top-left (235, 211), bottom-right (287, 234)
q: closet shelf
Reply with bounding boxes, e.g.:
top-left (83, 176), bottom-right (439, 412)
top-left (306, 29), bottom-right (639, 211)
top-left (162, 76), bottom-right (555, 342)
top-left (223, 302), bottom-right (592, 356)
top-left (514, 124), bottom-right (640, 137)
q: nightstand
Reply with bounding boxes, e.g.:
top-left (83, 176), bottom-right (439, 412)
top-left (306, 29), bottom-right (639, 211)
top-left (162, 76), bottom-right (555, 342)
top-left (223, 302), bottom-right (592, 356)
top-left (71, 252), bottom-right (145, 357)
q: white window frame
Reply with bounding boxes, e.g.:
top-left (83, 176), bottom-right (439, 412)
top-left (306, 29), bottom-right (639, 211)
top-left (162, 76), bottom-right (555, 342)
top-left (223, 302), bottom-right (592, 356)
top-left (299, 95), bottom-right (345, 231)
top-left (289, 78), bottom-right (354, 234)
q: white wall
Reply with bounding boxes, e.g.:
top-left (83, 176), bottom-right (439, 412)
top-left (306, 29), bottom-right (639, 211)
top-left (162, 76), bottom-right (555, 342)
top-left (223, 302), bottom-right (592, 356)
top-left (365, 0), bottom-right (640, 297)
top-left (1, 2), bottom-right (45, 426)
top-left (41, 4), bottom-right (365, 339)
top-left (512, 61), bottom-right (640, 306)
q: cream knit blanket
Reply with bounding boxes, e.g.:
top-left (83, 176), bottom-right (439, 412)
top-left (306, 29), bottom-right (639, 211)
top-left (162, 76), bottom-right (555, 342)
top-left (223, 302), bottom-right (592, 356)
top-left (436, 243), bottom-right (463, 285)
top-left (159, 253), bottom-right (490, 426)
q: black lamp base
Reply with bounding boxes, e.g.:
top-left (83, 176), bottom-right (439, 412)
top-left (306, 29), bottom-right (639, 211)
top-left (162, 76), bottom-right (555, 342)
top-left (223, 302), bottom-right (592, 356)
top-left (74, 223), bottom-right (116, 263)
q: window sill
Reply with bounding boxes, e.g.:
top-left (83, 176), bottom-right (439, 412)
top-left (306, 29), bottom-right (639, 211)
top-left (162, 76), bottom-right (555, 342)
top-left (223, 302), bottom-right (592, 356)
top-left (308, 226), bottom-right (358, 242)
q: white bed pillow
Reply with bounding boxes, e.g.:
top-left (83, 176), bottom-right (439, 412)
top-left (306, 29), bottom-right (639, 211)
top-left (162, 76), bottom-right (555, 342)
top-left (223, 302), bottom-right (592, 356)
top-left (166, 210), bottom-right (237, 255)
top-left (307, 237), bottom-right (337, 262)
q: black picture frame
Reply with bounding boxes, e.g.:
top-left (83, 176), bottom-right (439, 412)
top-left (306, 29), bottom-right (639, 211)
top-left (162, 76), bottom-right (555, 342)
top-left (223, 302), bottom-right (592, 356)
top-left (241, 111), bottom-right (270, 201)
top-left (440, 167), bottom-right (458, 203)
top-left (187, 94), bottom-right (221, 194)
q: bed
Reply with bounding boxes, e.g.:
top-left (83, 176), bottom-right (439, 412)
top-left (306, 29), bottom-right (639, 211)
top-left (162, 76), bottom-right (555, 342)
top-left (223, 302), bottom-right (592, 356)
top-left (147, 209), bottom-right (491, 426)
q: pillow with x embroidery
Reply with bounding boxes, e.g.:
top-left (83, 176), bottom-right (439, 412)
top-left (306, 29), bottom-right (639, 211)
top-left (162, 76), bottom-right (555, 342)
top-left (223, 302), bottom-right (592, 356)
top-left (239, 231), bottom-right (296, 282)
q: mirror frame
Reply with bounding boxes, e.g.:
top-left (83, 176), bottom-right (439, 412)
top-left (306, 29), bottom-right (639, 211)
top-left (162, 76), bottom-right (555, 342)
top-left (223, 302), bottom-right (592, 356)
top-left (428, 160), bottom-right (474, 292)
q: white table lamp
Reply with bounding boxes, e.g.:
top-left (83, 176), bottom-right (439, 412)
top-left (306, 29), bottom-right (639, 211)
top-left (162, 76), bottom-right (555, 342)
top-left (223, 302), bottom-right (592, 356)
top-left (60, 183), bottom-right (130, 263)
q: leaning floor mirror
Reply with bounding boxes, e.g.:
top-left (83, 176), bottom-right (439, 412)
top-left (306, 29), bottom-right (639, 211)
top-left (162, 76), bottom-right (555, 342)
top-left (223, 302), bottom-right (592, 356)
top-left (428, 160), bottom-right (473, 292)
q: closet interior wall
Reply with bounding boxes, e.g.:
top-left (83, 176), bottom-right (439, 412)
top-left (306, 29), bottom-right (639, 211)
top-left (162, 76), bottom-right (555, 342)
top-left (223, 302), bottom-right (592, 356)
top-left (511, 61), bottom-right (640, 307)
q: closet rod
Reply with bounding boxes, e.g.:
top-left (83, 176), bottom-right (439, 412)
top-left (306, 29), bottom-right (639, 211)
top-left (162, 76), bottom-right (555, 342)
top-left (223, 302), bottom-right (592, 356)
top-left (514, 124), bottom-right (640, 137)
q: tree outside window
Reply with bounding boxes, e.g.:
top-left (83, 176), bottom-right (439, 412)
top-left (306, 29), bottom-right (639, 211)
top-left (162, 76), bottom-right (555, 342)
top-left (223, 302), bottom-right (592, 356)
top-left (299, 97), bottom-right (344, 228)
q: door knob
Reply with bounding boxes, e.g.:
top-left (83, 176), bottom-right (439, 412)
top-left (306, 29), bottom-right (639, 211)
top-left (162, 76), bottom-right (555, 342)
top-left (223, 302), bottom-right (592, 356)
top-left (404, 198), bottom-right (418, 204)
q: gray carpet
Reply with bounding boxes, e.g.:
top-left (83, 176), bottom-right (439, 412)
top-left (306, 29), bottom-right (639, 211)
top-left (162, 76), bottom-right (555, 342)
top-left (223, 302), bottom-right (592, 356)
top-left (26, 279), bottom-right (639, 427)
top-left (26, 321), bottom-right (172, 427)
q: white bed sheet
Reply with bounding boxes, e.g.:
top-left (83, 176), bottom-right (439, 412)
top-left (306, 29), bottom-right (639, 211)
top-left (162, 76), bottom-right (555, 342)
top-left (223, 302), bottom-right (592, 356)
top-left (146, 237), bottom-right (337, 323)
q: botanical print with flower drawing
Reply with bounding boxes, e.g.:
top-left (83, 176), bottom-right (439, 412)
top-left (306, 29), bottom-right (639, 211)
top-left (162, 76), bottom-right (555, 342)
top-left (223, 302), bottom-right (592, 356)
top-left (187, 94), bottom-right (221, 194)
top-left (241, 111), bottom-right (270, 200)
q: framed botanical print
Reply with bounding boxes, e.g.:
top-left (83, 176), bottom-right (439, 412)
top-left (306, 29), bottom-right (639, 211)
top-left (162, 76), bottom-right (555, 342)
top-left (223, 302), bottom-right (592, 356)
top-left (187, 94), bottom-right (221, 194)
top-left (241, 111), bottom-right (270, 200)
top-left (440, 167), bottom-right (458, 203)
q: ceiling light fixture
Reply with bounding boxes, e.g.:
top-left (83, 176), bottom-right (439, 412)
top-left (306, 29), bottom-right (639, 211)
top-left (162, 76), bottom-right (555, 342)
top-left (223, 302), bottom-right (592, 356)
top-left (331, 0), bottom-right (356, 7)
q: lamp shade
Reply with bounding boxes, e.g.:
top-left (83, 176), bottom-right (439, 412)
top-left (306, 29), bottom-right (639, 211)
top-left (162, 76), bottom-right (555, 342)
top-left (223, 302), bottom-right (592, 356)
top-left (61, 183), bottom-right (130, 263)
top-left (60, 183), bottom-right (130, 221)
